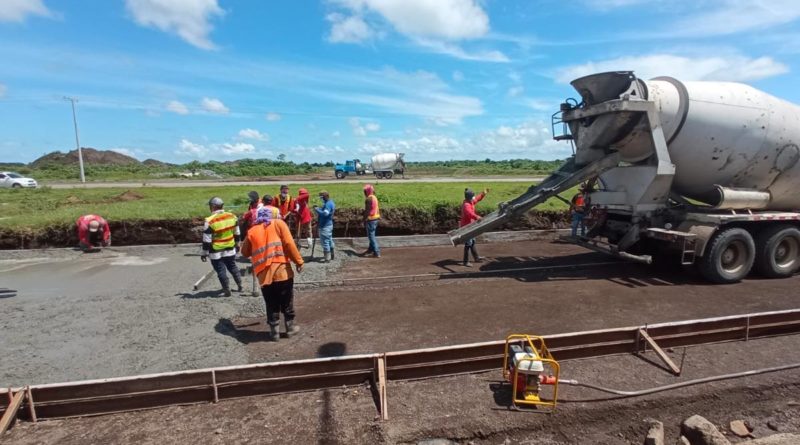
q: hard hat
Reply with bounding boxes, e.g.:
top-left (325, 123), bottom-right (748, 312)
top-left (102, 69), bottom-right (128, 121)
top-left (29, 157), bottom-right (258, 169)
top-left (88, 220), bottom-right (100, 232)
top-left (298, 188), bottom-right (309, 197)
top-left (208, 197), bottom-right (224, 207)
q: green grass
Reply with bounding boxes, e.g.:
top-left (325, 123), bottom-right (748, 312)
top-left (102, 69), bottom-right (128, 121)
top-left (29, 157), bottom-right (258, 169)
top-left (0, 182), bottom-right (572, 230)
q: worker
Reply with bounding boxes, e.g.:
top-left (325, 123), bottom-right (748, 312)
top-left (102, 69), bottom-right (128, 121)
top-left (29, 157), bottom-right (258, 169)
top-left (201, 197), bottom-right (243, 297)
top-left (76, 214), bottom-right (111, 252)
top-left (460, 187), bottom-right (489, 267)
top-left (570, 185), bottom-right (591, 238)
top-left (271, 185), bottom-right (294, 221)
top-left (362, 183), bottom-right (381, 258)
top-left (240, 190), bottom-right (262, 234)
top-left (293, 188), bottom-right (313, 248)
top-left (261, 194), bottom-right (282, 220)
top-left (314, 190), bottom-right (336, 262)
top-left (241, 207), bottom-right (304, 342)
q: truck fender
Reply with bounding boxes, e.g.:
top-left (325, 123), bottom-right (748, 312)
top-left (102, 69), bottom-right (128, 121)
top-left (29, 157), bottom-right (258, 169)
top-left (675, 222), bottom-right (718, 257)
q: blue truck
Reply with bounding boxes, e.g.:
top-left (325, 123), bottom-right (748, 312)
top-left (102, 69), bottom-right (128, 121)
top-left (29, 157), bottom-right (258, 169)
top-left (334, 159), bottom-right (366, 179)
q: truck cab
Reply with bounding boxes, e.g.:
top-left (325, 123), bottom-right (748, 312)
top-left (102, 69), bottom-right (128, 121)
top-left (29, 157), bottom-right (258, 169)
top-left (334, 159), bottom-right (365, 179)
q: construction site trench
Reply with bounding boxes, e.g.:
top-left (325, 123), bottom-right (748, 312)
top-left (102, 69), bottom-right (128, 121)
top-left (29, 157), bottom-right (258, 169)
top-left (2, 235), bottom-right (800, 444)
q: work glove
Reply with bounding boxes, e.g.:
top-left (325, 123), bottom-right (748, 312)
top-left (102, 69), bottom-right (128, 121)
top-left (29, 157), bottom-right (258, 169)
top-left (200, 255), bottom-right (208, 263)
top-left (296, 263), bottom-right (304, 273)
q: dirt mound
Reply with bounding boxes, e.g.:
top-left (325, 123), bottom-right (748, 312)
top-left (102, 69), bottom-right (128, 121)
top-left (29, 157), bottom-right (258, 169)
top-left (0, 208), bottom-right (570, 249)
top-left (142, 159), bottom-right (173, 168)
top-left (31, 148), bottom-right (140, 167)
top-left (64, 195), bottom-right (82, 204)
top-left (117, 190), bottom-right (144, 201)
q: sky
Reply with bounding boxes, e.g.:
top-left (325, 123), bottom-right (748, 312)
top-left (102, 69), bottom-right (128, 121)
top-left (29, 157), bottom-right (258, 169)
top-left (1, 0), bottom-right (799, 164)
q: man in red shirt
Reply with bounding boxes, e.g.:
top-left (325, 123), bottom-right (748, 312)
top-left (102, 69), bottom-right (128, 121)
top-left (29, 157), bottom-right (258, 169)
top-left (293, 188), bottom-right (313, 248)
top-left (76, 214), bottom-right (111, 252)
top-left (460, 187), bottom-right (488, 267)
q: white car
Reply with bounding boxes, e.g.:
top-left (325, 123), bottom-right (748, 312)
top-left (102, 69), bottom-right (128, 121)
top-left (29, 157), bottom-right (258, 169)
top-left (0, 172), bottom-right (38, 188)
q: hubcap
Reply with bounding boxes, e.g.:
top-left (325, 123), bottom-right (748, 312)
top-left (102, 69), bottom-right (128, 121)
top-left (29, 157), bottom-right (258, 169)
top-left (721, 240), bottom-right (747, 274)
top-left (774, 235), bottom-right (800, 270)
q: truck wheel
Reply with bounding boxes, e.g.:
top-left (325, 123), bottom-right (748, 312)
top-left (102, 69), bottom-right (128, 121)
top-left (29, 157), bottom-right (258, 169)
top-left (385, 171), bottom-right (393, 179)
top-left (698, 227), bottom-right (755, 284)
top-left (754, 225), bottom-right (800, 278)
top-left (335, 171), bottom-right (345, 179)
top-left (375, 172), bottom-right (383, 179)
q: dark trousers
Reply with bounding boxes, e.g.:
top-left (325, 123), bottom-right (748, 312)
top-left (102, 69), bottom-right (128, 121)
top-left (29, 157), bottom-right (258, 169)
top-left (463, 238), bottom-right (479, 263)
top-left (261, 278), bottom-right (295, 327)
top-left (210, 255), bottom-right (242, 290)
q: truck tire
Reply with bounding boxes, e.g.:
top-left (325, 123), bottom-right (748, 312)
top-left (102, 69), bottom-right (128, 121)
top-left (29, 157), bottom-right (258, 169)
top-left (754, 225), bottom-right (800, 278)
top-left (335, 171), bottom-right (345, 179)
top-left (385, 171), bottom-right (393, 179)
top-left (375, 172), bottom-right (383, 179)
top-left (698, 227), bottom-right (755, 284)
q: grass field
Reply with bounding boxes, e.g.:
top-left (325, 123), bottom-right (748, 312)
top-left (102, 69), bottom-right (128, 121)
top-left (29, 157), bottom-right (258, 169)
top-left (0, 181), bottom-right (572, 229)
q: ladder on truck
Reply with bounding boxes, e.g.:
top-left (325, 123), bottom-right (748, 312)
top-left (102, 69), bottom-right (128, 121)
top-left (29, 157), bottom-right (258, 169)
top-left (448, 152), bottom-right (620, 245)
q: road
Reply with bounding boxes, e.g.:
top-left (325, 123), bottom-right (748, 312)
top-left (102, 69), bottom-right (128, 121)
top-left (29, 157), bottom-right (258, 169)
top-left (44, 176), bottom-right (546, 189)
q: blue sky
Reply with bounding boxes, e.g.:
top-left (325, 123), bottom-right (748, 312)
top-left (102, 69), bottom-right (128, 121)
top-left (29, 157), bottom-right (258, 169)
top-left (1, 0), bottom-right (799, 164)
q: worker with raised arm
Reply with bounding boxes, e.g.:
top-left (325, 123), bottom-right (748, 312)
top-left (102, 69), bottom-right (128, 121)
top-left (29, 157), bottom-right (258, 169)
top-left (314, 190), bottom-right (336, 262)
top-left (76, 214), bottom-right (111, 252)
top-left (201, 197), bottom-right (243, 297)
top-left (271, 185), bottom-right (295, 221)
top-left (362, 183), bottom-right (381, 258)
top-left (460, 187), bottom-right (489, 267)
top-left (294, 188), bottom-right (313, 248)
top-left (241, 207), bottom-right (304, 342)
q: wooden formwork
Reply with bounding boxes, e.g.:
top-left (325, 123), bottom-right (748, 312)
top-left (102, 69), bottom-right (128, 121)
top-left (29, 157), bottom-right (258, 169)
top-left (2, 309), bottom-right (799, 424)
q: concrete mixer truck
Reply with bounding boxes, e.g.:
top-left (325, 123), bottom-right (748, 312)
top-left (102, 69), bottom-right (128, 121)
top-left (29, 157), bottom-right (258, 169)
top-left (450, 71), bottom-right (800, 284)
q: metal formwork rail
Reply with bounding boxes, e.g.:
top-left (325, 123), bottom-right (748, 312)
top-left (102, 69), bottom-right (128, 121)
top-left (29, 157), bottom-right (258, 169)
top-left (2, 309), bottom-right (799, 421)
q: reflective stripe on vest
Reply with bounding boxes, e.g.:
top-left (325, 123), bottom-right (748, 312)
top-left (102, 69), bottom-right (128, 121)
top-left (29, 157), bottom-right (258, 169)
top-left (207, 212), bottom-right (237, 251)
top-left (249, 226), bottom-right (288, 276)
top-left (367, 194), bottom-right (381, 220)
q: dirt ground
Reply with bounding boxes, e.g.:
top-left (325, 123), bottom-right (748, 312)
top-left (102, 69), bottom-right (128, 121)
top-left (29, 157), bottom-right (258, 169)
top-left (5, 335), bottom-right (799, 444)
top-left (3, 238), bottom-right (800, 444)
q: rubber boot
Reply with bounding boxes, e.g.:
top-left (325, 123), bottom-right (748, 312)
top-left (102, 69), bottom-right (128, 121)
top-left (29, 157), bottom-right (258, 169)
top-left (470, 245), bottom-right (483, 263)
top-left (330, 248), bottom-right (335, 261)
top-left (269, 324), bottom-right (280, 342)
top-left (223, 287), bottom-right (232, 297)
top-left (463, 247), bottom-right (472, 267)
top-left (285, 319), bottom-right (299, 338)
top-left (323, 251), bottom-right (330, 263)
top-left (235, 279), bottom-right (244, 293)
top-left (306, 237), bottom-right (312, 249)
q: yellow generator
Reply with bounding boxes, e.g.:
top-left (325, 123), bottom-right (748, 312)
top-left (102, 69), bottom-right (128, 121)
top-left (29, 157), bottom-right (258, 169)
top-left (502, 334), bottom-right (560, 411)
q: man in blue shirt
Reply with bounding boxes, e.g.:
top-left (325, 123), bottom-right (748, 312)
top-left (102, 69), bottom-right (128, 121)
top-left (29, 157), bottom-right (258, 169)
top-left (314, 190), bottom-right (336, 263)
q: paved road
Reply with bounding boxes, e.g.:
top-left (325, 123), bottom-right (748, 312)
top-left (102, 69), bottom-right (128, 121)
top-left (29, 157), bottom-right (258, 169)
top-left (45, 176), bottom-right (545, 189)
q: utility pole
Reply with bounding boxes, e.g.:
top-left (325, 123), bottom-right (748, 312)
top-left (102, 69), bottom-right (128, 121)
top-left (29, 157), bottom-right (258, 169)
top-left (64, 96), bottom-right (86, 183)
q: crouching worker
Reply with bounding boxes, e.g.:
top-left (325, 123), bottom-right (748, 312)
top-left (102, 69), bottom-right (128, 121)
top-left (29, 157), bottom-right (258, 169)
top-left (202, 197), bottom-right (243, 297)
top-left (76, 214), bottom-right (111, 252)
top-left (241, 207), bottom-right (304, 342)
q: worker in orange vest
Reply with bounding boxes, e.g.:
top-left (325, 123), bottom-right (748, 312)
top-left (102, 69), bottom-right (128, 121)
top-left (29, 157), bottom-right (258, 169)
top-left (362, 184), bottom-right (381, 258)
top-left (570, 184), bottom-right (592, 238)
top-left (241, 207), bottom-right (304, 342)
top-left (271, 185), bottom-right (294, 222)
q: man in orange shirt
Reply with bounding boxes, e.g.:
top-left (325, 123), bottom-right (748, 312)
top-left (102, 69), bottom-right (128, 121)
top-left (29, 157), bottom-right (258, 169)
top-left (241, 207), bottom-right (304, 342)
top-left (271, 185), bottom-right (294, 221)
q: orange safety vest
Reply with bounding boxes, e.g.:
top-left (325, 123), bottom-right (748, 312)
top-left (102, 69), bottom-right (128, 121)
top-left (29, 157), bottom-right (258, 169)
top-left (573, 194), bottom-right (585, 212)
top-left (272, 195), bottom-right (293, 219)
top-left (367, 194), bottom-right (381, 220)
top-left (247, 223), bottom-right (289, 276)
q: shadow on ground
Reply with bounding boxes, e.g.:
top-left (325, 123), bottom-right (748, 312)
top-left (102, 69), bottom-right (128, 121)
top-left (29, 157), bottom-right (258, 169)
top-left (215, 318), bottom-right (265, 344)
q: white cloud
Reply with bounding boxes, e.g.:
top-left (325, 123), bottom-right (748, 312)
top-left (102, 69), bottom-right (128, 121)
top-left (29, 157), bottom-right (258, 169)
top-left (166, 100), bottom-right (189, 115)
top-left (125, 0), bottom-right (224, 50)
top-left (349, 117), bottom-right (381, 136)
top-left (452, 70), bottom-right (464, 82)
top-left (217, 142), bottom-right (255, 155)
top-left (200, 97), bottom-right (229, 114)
top-left (525, 98), bottom-right (557, 112)
top-left (326, 12), bottom-right (376, 43)
top-left (265, 112), bottom-right (282, 121)
top-left (288, 144), bottom-right (346, 156)
top-left (0, 83), bottom-right (6, 98)
top-left (238, 128), bottom-right (269, 142)
top-left (555, 53), bottom-right (789, 83)
top-left (507, 86), bottom-right (524, 97)
top-left (331, 0), bottom-right (489, 40)
top-left (411, 37), bottom-right (509, 62)
top-left (178, 139), bottom-right (206, 157)
top-left (671, 0), bottom-right (800, 38)
top-left (0, 0), bottom-right (53, 22)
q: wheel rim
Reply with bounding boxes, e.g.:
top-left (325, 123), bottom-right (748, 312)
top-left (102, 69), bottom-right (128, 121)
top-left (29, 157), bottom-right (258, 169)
top-left (774, 235), bottom-right (800, 270)
top-left (720, 240), bottom-right (747, 274)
